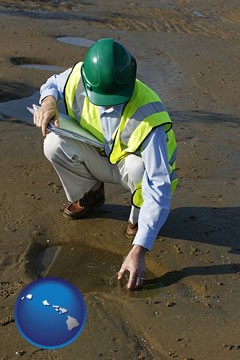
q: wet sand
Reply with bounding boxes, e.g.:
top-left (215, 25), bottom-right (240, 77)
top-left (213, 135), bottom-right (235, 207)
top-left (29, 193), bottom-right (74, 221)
top-left (0, 1), bottom-right (240, 359)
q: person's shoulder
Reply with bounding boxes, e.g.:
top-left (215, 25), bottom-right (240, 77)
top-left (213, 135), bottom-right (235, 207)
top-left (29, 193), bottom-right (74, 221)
top-left (135, 79), bottom-right (158, 95)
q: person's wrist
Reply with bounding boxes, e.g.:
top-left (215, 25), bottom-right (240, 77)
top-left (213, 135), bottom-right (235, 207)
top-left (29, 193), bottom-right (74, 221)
top-left (132, 244), bottom-right (148, 255)
top-left (41, 96), bottom-right (56, 106)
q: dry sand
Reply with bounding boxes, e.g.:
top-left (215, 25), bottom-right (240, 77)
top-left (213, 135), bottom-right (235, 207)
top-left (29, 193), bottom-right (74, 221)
top-left (0, 1), bottom-right (240, 359)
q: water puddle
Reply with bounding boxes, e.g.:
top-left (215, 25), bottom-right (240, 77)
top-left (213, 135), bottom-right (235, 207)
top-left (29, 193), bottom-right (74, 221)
top-left (57, 37), bottom-right (95, 48)
top-left (0, 92), bottom-right (39, 124)
top-left (0, 92), bottom-right (66, 124)
top-left (18, 64), bottom-right (63, 71)
top-left (0, 36), bottom-right (94, 122)
top-left (0, 36), bottom-right (185, 123)
top-left (35, 245), bottom-right (162, 297)
top-left (10, 56), bottom-right (63, 72)
top-left (36, 245), bottom-right (61, 275)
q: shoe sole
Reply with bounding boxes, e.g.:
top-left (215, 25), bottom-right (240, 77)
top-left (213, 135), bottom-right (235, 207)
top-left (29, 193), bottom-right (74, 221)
top-left (63, 196), bottom-right (105, 220)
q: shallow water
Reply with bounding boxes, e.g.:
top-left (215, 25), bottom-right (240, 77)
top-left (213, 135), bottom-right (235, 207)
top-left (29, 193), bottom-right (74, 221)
top-left (0, 34), bottom-right (185, 123)
top-left (0, 37), bottom-right (95, 122)
top-left (18, 64), bottom-right (63, 71)
top-left (36, 245), bottom-right (161, 297)
top-left (0, 92), bottom-right (66, 123)
top-left (57, 37), bottom-right (95, 48)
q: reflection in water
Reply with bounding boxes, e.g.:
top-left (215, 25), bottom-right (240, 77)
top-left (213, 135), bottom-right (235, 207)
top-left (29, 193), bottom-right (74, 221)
top-left (57, 37), bottom-right (95, 48)
top-left (10, 56), bottom-right (63, 72)
top-left (0, 36), bottom-right (96, 122)
top-left (36, 245), bottom-right (61, 275)
top-left (0, 92), bottom-right (40, 124)
top-left (0, 92), bottom-right (66, 124)
top-left (18, 64), bottom-right (63, 71)
top-left (36, 245), bottom-right (161, 298)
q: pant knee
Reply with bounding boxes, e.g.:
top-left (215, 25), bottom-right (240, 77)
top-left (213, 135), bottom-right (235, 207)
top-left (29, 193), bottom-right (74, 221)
top-left (124, 154), bottom-right (144, 184)
top-left (43, 133), bottom-right (62, 162)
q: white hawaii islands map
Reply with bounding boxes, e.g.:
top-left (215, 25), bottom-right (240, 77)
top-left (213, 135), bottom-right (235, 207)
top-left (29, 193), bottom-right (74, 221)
top-left (21, 294), bottom-right (80, 331)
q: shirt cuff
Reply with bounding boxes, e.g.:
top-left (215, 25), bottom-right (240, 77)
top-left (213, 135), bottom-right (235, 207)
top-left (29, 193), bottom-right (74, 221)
top-left (39, 89), bottom-right (59, 104)
top-left (132, 227), bottom-right (158, 252)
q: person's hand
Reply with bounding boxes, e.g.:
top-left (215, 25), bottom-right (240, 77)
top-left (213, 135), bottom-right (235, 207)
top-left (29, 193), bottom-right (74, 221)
top-left (33, 96), bottom-right (59, 136)
top-left (118, 245), bottom-right (146, 290)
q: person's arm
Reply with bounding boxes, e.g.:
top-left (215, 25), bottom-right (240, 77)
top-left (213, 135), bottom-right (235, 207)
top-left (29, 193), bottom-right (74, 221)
top-left (34, 68), bottom-right (72, 136)
top-left (118, 126), bottom-right (171, 289)
top-left (133, 126), bottom-right (171, 251)
top-left (39, 68), bottom-right (72, 103)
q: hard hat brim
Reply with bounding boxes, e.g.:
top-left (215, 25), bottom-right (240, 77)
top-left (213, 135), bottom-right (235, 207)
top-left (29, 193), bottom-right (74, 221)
top-left (84, 80), bottom-right (135, 106)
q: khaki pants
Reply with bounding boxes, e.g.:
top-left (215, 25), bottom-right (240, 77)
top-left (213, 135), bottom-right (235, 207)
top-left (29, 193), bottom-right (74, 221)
top-left (43, 133), bottom-right (144, 224)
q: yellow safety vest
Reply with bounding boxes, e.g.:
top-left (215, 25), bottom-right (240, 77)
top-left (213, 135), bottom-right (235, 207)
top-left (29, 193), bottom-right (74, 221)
top-left (64, 62), bottom-right (178, 207)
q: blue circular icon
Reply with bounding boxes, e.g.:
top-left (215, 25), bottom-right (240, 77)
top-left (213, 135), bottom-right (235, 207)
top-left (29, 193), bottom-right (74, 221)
top-left (14, 277), bottom-right (87, 349)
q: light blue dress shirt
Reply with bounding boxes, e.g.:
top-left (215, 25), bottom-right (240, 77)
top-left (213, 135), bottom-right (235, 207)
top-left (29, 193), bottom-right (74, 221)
top-left (40, 68), bottom-right (172, 251)
top-left (99, 104), bottom-right (125, 156)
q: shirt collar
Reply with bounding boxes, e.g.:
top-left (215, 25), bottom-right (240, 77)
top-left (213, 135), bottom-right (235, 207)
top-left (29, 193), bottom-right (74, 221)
top-left (100, 103), bottom-right (125, 116)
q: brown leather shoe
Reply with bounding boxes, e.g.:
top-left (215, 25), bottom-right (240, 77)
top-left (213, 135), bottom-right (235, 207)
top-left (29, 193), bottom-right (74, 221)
top-left (63, 182), bottom-right (105, 219)
top-left (125, 222), bottom-right (138, 238)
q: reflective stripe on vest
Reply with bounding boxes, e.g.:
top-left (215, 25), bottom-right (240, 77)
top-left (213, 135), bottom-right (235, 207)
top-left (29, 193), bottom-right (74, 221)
top-left (121, 101), bottom-right (166, 144)
top-left (64, 62), bottom-right (83, 119)
top-left (109, 80), bottom-right (172, 164)
top-left (131, 127), bottom-right (178, 208)
top-left (64, 62), bottom-right (105, 143)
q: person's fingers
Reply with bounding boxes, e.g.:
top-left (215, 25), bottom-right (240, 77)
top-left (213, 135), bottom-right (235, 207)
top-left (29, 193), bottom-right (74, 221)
top-left (34, 109), bottom-right (46, 129)
top-left (54, 112), bottom-right (59, 128)
top-left (33, 112), bottom-right (37, 125)
top-left (33, 102), bottom-right (57, 136)
top-left (33, 110), bottom-right (56, 136)
top-left (33, 110), bottom-right (41, 126)
top-left (117, 256), bottom-right (127, 281)
top-left (135, 274), bottom-right (144, 289)
top-left (117, 272), bottom-right (123, 281)
top-left (42, 120), bottom-right (48, 137)
top-left (54, 118), bottom-right (59, 128)
top-left (38, 113), bottom-right (47, 136)
top-left (117, 269), bottom-right (125, 288)
top-left (127, 270), bottom-right (137, 289)
top-left (117, 266), bottom-right (125, 281)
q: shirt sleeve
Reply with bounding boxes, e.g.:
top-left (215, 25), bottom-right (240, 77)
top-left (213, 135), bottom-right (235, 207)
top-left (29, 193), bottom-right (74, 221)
top-left (132, 126), bottom-right (172, 251)
top-left (39, 68), bottom-right (72, 104)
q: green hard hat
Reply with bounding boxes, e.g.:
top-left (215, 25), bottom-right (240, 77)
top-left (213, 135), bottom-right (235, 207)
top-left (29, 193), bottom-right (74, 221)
top-left (81, 38), bottom-right (137, 106)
